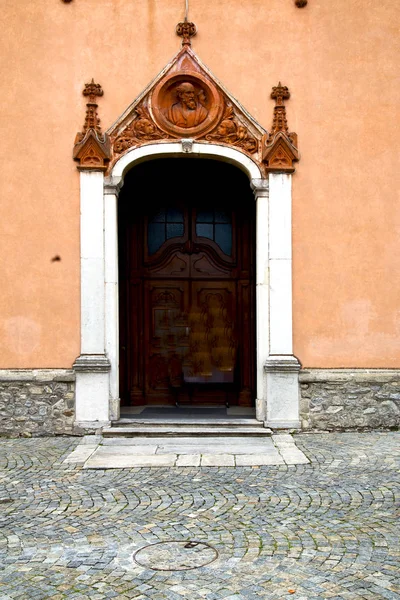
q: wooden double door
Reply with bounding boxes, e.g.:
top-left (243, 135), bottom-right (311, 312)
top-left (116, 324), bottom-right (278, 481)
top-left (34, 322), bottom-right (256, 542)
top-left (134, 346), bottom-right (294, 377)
top-left (119, 158), bottom-right (256, 406)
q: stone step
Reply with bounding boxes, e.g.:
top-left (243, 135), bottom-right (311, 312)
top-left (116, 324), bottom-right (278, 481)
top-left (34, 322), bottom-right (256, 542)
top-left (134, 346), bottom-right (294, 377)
top-left (114, 418), bottom-right (262, 427)
top-left (102, 425), bottom-right (272, 437)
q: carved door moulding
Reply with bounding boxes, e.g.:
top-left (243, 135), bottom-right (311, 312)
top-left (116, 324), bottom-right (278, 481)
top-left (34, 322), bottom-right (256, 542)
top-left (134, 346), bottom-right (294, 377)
top-left (73, 39), bottom-right (299, 175)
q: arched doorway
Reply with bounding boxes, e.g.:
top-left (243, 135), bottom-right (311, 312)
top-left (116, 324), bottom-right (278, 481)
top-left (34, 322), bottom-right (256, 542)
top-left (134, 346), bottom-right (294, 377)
top-left (72, 40), bottom-right (302, 428)
top-left (118, 158), bottom-right (256, 409)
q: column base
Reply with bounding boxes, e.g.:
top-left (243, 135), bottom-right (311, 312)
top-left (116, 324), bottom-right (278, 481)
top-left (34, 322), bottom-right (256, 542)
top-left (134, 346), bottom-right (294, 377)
top-left (264, 355), bottom-right (301, 428)
top-left (73, 355), bottom-right (111, 423)
top-left (109, 396), bottom-right (120, 421)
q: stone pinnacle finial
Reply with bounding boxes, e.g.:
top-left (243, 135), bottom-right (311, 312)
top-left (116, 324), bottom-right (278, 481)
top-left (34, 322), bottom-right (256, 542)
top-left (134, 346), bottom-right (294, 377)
top-left (267, 82), bottom-right (291, 142)
top-left (176, 20), bottom-right (197, 46)
top-left (263, 81), bottom-right (299, 172)
top-left (81, 79), bottom-right (104, 135)
top-left (271, 82), bottom-right (290, 107)
top-left (83, 79), bottom-right (104, 104)
top-left (73, 79), bottom-right (110, 171)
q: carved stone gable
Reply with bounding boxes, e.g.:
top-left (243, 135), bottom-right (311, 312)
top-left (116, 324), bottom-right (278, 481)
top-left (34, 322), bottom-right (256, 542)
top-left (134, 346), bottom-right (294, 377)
top-left (74, 50), bottom-right (300, 175)
top-left (107, 46), bottom-right (267, 174)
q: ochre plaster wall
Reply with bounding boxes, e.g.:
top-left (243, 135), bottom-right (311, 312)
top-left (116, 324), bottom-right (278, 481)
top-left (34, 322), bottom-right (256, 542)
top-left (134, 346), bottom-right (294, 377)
top-left (0, 0), bottom-right (399, 368)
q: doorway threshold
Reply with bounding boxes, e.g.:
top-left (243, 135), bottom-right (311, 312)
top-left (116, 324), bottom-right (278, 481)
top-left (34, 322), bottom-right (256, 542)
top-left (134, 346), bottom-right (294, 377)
top-left (106, 406), bottom-right (268, 437)
top-left (120, 405), bottom-right (256, 421)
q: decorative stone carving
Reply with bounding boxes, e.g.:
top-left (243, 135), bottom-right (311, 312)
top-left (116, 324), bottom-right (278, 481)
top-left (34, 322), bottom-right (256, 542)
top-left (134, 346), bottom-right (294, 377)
top-left (113, 105), bottom-right (167, 155)
top-left (181, 138), bottom-right (194, 153)
top-left (105, 43), bottom-right (268, 173)
top-left (73, 79), bottom-right (111, 171)
top-left (266, 83), bottom-right (297, 146)
top-left (73, 32), bottom-right (302, 178)
top-left (206, 106), bottom-right (258, 154)
top-left (262, 82), bottom-right (299, 173)
top-left (176, 21), bottom-right (197, 46)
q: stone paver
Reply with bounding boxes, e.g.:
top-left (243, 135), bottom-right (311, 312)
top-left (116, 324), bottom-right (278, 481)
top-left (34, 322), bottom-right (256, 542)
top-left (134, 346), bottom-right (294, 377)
top-left (235, 453), bottom-right (285, 466)
top-left (0, 432), bottom-right (399, 599)
top-left (200, 453), bottom-right (236, 467)
top-left (84, 451), bottom-right (178, 469)
top-left (76, 434), bottom-right (303, 468)
top-left (63, 444), bottom-right (98, 463)
top-left (175, 454), bottom-right (201, 467)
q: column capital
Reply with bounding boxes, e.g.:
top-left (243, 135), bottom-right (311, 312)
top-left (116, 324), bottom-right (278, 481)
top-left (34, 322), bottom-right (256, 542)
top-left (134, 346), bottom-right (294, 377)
top-left (73, 354), bottom-right (111, 373)
top-left (104, 176), bottom-right (123, 194)
top-left (250, 178), bottom-right (269, 198)
top-left (264, 355), bottom-right (301, 373)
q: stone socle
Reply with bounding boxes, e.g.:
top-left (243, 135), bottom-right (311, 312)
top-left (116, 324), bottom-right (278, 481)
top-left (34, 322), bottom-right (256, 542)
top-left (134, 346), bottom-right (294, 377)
top-left (0, 369), bottom-right (80, 437)
top-left (300, 369), bottom-right (400, 430)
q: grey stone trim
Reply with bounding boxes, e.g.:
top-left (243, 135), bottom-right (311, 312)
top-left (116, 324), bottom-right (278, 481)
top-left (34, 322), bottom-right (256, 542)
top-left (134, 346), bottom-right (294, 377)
top-left (0, 369), bottom-right (75, 382)
top-left (73, 355), bottom-right (111, 373)
top-left (300, 368), bottom-right (400, 383)
top-left (75, 420), bottom-right (111, 430)
top-left (250, 178), bottom-right (269, 197)
top-left (265, 420), bottom-right (301, 430)
top-left (300, 368), bottom-right (400, 431)
top-left (264, 356), bottom-right (301, 372)
top-left (104, 176), bottom-right (123, 194)
top-left (181, 138), bottom-right (194, 153)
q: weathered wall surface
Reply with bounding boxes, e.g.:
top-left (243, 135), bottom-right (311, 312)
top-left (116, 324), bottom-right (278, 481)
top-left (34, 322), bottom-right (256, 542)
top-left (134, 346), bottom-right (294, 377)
top-left (0, 0), bottom-right (399, 368)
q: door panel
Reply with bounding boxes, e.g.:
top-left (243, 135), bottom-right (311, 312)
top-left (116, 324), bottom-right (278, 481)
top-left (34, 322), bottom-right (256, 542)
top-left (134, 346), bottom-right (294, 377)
top-left (191, 252), bottom-right (232, 278)
top-left (144, 282), bottom-right (189, 401)
top-left (150, 252), bottom-right (190, 278)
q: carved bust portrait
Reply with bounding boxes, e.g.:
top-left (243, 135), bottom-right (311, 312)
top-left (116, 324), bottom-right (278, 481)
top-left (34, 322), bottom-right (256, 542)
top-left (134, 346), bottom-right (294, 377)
top-left (165, 82), bottom-right (208, 128)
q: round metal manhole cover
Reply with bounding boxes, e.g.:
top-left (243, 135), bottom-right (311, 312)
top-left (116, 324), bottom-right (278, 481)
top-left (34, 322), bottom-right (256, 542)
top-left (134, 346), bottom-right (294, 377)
top-left (133, 540), bottom-right (218, 571)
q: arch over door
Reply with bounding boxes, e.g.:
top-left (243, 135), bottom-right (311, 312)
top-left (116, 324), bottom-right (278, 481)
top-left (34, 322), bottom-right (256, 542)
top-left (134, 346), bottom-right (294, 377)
top-left (118, 158), bottom-right (255, 406)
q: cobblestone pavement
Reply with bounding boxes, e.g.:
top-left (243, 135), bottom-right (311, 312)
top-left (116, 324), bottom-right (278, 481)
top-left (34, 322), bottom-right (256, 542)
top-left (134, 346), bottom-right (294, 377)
top-left (0, 432), bottom-right (399, 599)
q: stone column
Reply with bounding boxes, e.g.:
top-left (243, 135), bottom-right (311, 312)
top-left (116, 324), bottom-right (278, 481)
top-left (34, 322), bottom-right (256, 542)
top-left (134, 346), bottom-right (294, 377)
top-left (104, 178), bottom-right (122, 421)
top-left (265, 173), bottom-right (300, 428)
top-left (74, 170), bottom-right (111, 427)
top-left (251, 179), bottom-right (270, 422)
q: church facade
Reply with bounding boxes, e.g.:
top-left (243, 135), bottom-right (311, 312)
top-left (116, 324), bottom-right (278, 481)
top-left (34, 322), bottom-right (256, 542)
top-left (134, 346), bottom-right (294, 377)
top-left (0, 0), bottom-right (399, 435)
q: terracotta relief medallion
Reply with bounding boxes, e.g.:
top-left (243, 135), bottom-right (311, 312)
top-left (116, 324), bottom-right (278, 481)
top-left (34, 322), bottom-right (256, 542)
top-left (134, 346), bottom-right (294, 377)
top-left (151, 72), bottom-right (223, 138)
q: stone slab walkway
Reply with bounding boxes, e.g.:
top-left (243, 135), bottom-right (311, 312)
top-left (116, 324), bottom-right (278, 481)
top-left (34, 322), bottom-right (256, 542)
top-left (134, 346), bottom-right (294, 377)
top-left (0, 432), bottom-right (399, 599)
top-left (63, 433), bottom-right (309, 468)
